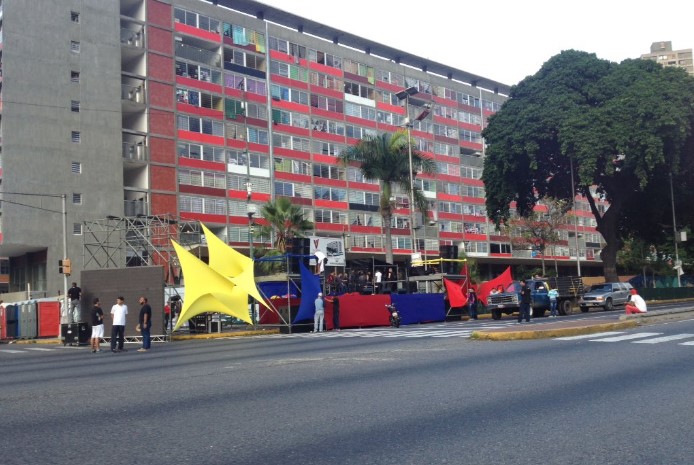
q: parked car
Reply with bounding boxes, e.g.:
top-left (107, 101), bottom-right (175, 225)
top-left (578, 282), bottom-right (633, 312)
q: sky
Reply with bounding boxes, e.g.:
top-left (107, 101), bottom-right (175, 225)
top-left (257, 0), bottom-right (693, 87)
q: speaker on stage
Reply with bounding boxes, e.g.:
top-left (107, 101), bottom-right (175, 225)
top-left (289, 237), bottom-right (310, 274)
top-left (439, 245), bottom-right (459, 275)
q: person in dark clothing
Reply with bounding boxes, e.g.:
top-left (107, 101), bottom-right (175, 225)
top-left (138, 296), bottom-right (152, 352)
top-left (327, 295), bottom-right (340, 331)
top-left (467, 288), bottom-right (478, 320)
top-left (518, 279), bottom-right (532, 323)
top-left (90, 298), bottom-right (104, 353)
top-left (67, 282), bottom-right (82, 323)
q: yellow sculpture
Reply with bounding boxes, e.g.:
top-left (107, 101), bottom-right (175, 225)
top-left (170, 224), bottom-right (268, 330)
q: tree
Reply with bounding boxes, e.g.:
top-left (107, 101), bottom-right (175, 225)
top-left (256, 197), bottom-right (313, 254)
top-left (339, 131), bottom-right (437, 264)
top-left (503, 198), bottom-right (570, 276)
top-left (482, 50), bottom-right (694, 282)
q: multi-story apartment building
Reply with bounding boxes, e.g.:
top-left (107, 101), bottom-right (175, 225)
top-left (0, 0), bottom-right (603, 296)
top-left (641, 41), bottom-right (694, 76)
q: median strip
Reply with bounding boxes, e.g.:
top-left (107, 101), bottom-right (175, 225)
top-left (470, 320), bottom-right (640, 341)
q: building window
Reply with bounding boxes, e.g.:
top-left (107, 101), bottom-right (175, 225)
top-left (71, 71), bottom-right (80, 83)
top-left (70, 41), bottom-right (80, 53)
top-left (71, 161), bottom-right (82, 174)
top-left (71, 100), bottom-right (80, 112)
top-left (71, 131), bottom-right (81, 143)
top-left (71, 11), bottom-right (80, 23)
top-left (73, 223), bottom-right (83, 235)
top-left (72, 193), bottom-right (82, 205)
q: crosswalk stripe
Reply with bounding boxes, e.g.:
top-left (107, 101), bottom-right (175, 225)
top-left (590, 332), bottom-right (662, 342)
top-left (0, 349), bottom-right (27, 353)
top-left (555, 332), bottom-right (625, 341)
top-left (679, 341), bottom-right (694, 346)
top-left (632, 334), bottom-right (694, 344)
top-left (24, 347), bottom-right (57, 351)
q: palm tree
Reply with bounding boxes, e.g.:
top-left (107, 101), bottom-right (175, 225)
top-left (339, 131), bottom-right (437, 264)
top-left (257, 197), bottom-right (313, 253)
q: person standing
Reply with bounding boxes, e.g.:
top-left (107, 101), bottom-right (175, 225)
top-left (467, 288), bottom-right (478, 320)
top-left (326, 295), bottom-right (340, 331)
top-left (67, 282), bottom-right (82, 323)
top-left (110, 296), bottom-right (128, 353)
top-left (313, 292), bottom-right (325, 333)
top-left (374, 269), bottom-right (382, 294)
top-left (625, 288), bottom-right (647, 314)
top-left (90, 298), bottom-right (104, 353)
top-left (518, 279), bottom-right (532, 323)
top-left (164, 300), bottom-right (171, 333)
top-left (138, 296), bottom-right (152, 352)
top-left (548, 287), bottom-right (559, 317)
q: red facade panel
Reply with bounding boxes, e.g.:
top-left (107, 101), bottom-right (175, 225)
top-left (151, 193), bottom-right (178, 216)
top-left (178, 157), bottom-right (225, 172)
top-left (271, 75), bottom-right (309, 91)
top-left (174, 22), bottom-right (221, 43)
top-left (149, 137), bottom-right (176, 164)
top-left (150, 165), bottom-right (176, 191)
top-left (177, 130), bottom-right (224, 146)
top-left (147, 0), bottom-right (172, 29)
top-left (150, 109), bottom-right (175, 137)
top-left (176, 103), bottom-right (223, 119)
top-left (176, 76), bottom-right (223, 94)
top-left (148, 52), bottom-right (174, 82)
top-left (179, 185), bottom-right (226, 197)
top-left (147, 26), bottom-right (173, 55)
top-left (149, 81), bottom-right (174, 109)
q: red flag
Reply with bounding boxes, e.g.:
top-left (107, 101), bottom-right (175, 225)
top-left (444, 278), bottom-right (467, 307)
top-left (478, 266), bottom-right (514, 305)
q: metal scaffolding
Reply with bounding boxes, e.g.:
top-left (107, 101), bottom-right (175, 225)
top-left (82, 214), bottom-right (203, 277)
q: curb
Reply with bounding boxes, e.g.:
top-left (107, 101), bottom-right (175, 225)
top-left (470, 320), bottom-right (640, 341)
top-left (171, 329), bottom-right (280, 340)
top-left (7, 329), bottom-right (279, 345)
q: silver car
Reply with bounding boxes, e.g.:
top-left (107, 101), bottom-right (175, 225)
top-left (578, 282), bottom-right (633, 312)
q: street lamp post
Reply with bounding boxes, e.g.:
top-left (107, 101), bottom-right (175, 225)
top-left (669, 172), bottom-right (682, 287)
top-left (395, 87), bottom-right (419, 258)
top-left (569, 158), bottom-right (582, 277)
top-left (395, 87), bottom-right (432, 260)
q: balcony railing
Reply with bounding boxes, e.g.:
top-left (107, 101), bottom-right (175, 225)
top-left (122, 142), bottom-right (148, 161)
top-left (124, 200), bottom-right (149, 217)
top-left (175, 42), bottom-right (221, 67)
top-left (120, 28), bottom-right (145, 48)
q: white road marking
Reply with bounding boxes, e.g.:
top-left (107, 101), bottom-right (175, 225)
top-left (590, 332), bottom-right (662, 342)
top-left (554, 332), bottom-right (625, 340)
top-left (632, 334), bottom-right (694, 344)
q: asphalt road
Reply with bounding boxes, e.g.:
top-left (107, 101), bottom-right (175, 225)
top-left (2, 312), bottom-right (694, 465)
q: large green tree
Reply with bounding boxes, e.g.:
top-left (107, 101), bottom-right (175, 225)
top-left (339, 131), bottom-right (437, 264)
top-left (483, 50), bottom-right (694, 282)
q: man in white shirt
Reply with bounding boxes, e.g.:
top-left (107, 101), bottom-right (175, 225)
top-left (110, 296), bottom-right (129, 352)
top-left (374, 269), bottom-right (382, 294)
top-left (625, 288), bottom-right (647, 314)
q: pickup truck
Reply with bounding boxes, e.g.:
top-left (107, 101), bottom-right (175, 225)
top-left (486, 277), bottom-right (584, 320)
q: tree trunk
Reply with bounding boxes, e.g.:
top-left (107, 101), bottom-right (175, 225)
top-left (383, 216), bottom-right (394, 264)
top-left (596, 204), bottom-right (621, 282)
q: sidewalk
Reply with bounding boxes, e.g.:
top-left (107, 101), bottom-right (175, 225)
top-left (472, 306), bottom-right (694, 341)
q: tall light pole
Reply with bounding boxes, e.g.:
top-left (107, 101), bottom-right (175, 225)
top-left (395, 87), bottom-right (431, 258)
top-left (396, 87), bottom-right (419, 257)
top-left (669, 172), bottom-right (682, 287)
top-left (570, 158), bottom-right (581, 277)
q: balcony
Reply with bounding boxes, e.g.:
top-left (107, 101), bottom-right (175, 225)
top-left (120, 27), bottom-right (144, 48)
top-left (122, 140), bottom-right (148, 161)
top-left (175, 41), bottom-right (221, 68)
top-left (121, 83), bottom-right (145, 104)
top-left (124, 199), bottom-right (149, 217)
